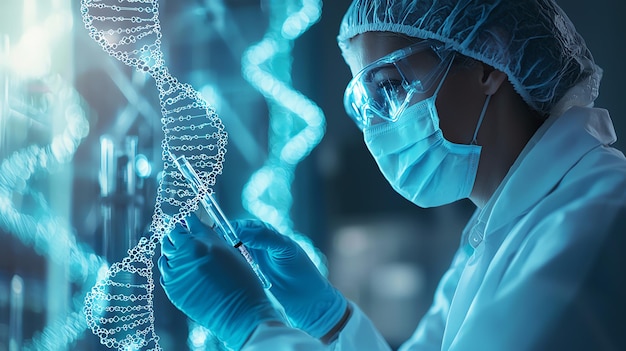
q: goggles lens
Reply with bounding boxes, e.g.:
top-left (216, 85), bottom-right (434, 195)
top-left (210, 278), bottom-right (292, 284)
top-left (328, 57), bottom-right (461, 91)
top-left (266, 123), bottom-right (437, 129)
top-left (344, 40), bottom-right (454, 130)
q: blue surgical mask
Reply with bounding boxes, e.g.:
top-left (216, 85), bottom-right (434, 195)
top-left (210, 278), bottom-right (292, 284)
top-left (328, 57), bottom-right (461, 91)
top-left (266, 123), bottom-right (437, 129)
top-left (363, 72), bottom-right (491, 208)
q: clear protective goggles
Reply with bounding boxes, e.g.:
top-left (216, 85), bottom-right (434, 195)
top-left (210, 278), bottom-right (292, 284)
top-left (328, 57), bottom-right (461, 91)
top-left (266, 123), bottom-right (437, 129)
top-left (344, 40), bottom-right (455, 130)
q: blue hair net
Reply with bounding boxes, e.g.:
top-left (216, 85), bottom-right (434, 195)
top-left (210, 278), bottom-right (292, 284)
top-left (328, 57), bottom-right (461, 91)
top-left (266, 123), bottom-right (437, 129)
top-left (337, 0), bottom-right (602, 117)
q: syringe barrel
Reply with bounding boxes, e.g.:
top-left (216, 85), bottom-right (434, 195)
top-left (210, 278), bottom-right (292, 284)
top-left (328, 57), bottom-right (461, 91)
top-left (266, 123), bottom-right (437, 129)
top-left (236, 243), bottom-right (272, 289)
top-left (169, 151), bottom-right (271, 289)
top-left (203, 191), bottom-right (240, 246)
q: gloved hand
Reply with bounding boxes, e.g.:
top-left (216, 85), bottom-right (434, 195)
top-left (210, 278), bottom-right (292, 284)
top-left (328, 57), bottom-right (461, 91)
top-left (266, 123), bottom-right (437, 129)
top-left (232, 219), bottom-right (349, 340)
top-left (158, 214), bottom-right (283, 350)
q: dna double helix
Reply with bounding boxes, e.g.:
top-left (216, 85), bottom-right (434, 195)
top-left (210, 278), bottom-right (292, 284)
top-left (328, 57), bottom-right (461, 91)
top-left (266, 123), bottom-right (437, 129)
top-left (80, 0), bottom-right (228, 349)
top-left (0, 75), bottom-right (102, 351)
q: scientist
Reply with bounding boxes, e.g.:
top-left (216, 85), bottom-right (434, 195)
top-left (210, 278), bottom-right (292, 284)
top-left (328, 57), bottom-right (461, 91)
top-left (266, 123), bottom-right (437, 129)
top-left (158, 0), bottom-right (626, 350)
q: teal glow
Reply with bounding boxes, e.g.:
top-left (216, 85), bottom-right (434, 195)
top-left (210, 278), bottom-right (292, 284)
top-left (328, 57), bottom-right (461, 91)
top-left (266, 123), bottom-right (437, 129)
top-left (241, 0), bottom-right (326, 272)
top-left (0, 77), bottom-right (105, 350)
top-left (135, 154), bottom-right (152, 178)
top-left (189, 324), bottom-right (209, 349)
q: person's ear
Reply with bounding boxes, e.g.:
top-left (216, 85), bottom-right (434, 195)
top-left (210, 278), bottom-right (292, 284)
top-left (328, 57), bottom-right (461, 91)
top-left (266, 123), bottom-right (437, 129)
top-left (480, 63), bottom-right (507, 96)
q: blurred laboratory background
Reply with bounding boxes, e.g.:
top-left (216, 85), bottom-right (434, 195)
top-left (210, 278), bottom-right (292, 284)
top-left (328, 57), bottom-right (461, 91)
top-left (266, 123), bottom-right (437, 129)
top-left (0, 0), bottom-right (624, 350)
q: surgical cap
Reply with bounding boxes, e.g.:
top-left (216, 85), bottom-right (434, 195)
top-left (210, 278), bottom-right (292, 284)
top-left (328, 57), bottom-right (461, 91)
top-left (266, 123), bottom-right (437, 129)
top-left (337, 0), bottom-right (603, 117)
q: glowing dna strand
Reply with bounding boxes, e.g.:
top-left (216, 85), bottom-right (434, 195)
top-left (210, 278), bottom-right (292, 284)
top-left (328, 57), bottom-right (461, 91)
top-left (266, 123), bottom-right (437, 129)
top-left (0, 76), bottom-right (105, 350)
top-left (241, 0), bottom-right (326, 269)
top-left (80, 0), bottom-right (228, 349)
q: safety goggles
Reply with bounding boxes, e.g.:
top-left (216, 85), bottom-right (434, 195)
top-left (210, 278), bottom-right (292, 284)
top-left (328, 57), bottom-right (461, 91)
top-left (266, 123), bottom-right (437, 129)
top-left (343, 40), bottom-right (455, 130)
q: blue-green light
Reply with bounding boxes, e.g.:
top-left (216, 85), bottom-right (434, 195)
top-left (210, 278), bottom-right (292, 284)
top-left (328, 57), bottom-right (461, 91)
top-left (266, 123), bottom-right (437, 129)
top-left (135, 154), bottom-right (152, 178)
top-left (241, 0), bottom-right (326, 272)
top-left (0, 77), bottom-right (105, 350)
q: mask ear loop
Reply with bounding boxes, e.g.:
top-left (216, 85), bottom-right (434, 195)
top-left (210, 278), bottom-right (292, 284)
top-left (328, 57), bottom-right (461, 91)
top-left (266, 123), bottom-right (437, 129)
top-left (432, 53), bottom-right (456, 98)
top-left (470, 94), bottom-right (492, 145)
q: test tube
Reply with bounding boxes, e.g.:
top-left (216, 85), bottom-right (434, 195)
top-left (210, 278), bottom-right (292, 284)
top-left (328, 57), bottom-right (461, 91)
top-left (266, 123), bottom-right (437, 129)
top-left (169, 151), bottom-right (271, 289)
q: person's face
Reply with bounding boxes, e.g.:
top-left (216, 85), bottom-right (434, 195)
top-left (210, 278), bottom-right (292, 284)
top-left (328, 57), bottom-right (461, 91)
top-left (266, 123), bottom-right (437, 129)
top-left (344, 32), bottom-right (490, 145)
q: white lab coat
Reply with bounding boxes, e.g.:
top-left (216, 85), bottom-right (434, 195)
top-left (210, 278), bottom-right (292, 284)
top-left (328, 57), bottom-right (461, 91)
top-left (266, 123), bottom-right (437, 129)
top-left (243, 106), bottom-right (626, 351)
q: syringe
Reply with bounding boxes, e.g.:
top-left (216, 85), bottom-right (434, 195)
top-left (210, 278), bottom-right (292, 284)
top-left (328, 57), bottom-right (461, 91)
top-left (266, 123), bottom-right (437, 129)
top-left (169, 151), bottom-right (272, 290)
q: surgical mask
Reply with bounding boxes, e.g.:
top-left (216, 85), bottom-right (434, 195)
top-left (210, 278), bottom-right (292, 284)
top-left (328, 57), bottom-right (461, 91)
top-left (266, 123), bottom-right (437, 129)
top-left (363, 61), bottom-right (491, 208)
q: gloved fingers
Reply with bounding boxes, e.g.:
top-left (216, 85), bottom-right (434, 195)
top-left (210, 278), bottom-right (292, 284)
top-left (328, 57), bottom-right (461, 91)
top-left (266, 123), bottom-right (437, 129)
top-left (166, 213), bottom-right (218, 249)
top-left (157, 254), bottom-right (171, 282)
top-left (158, 254), bottom-right (188, 286)
top-left (185, 213), bottom-right (226, 246)
top-left (160, 218), bottom-right (217, 273)
top-left (233, 219), bottom-right (290, 251)
top-left (184, 213), bottom-right (208, 234)
top-left (158, 244), bottom-right (210, 283)
top-left (166, 219), bottom-right (193, 249)
top-left (160, 233), bottom-right (176, 257)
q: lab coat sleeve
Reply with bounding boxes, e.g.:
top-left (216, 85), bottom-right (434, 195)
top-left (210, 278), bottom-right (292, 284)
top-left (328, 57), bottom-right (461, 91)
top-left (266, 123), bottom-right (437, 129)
top-left (242, 322), bottom-right (327, 351)
top-left (399, 242), bottom-right (472, 351)
top-left (332, 301), bottom-right (392, 351)
top-left (243, 301), bottom-right (391, 351)
top-left (447, 200), bottom-right (626, 351)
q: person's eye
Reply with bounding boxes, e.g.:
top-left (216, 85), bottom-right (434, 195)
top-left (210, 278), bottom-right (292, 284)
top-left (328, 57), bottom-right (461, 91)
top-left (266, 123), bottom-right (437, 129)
top-left (369, 65), bottom-right (403, 83)
top-left (375, 78), bottom-right (409, 114)
top-left (377, 78), bottom-right (404, 95)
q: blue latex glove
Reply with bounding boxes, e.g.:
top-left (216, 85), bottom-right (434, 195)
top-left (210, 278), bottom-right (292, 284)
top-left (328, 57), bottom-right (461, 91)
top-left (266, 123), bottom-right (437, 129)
top-left (158, 214), bottom-right (283, 350)
top-left (232, 219), bottom-right (348, 340)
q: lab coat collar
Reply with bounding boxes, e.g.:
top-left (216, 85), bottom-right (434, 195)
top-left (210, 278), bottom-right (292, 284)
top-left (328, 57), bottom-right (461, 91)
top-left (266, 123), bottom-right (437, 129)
top-left (477, 106), bottom-right (617, 238)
